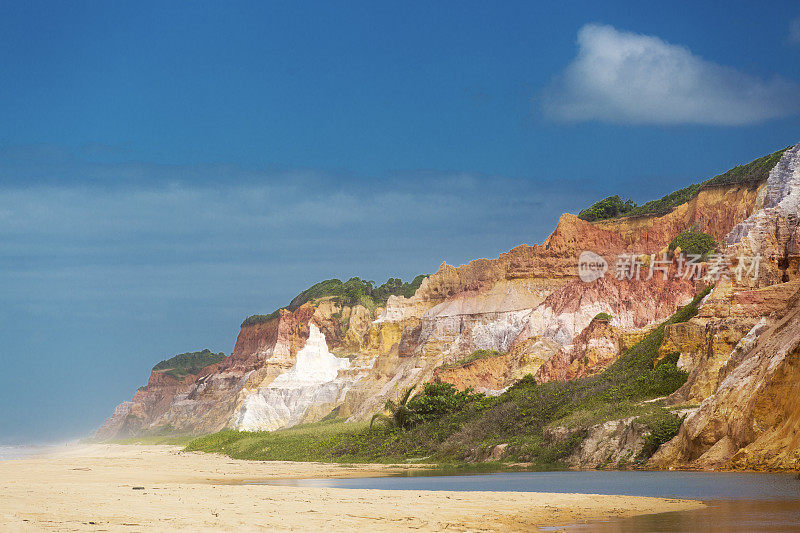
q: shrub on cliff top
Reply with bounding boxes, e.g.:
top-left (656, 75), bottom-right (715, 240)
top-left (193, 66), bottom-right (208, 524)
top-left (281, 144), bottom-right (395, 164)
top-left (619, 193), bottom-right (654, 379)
top-left (624, 183), bottom-right (701, 219)
top-left (593, 312), bottom-right (612, 321)
top-left (701, 148), bottom-right (788, 189)
top-left (241, 309), bottom-right (281, 327)
top-left (153, 349), bottom-right (226, 380)
top-left (289, 276), bottom-right (427, 310)
top-left (578, 195), bottom-right (635, 222)
top-left (241, 275), bottom-right (426, 328)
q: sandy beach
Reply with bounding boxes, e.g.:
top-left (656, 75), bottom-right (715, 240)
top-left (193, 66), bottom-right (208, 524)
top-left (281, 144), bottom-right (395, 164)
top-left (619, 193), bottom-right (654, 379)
top-left (0, 444), bottom-right (703, 532)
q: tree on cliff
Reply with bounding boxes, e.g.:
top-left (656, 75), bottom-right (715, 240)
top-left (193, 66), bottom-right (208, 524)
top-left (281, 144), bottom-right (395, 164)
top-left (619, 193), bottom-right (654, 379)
top-left (578, 195), bottom-right (635, 221)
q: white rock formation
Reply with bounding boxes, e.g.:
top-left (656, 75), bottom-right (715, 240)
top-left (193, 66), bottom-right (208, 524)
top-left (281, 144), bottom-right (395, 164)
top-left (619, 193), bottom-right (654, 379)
top-left (232, 324), bottom-right (353, 431)
top-left (725, 142), bottom-right (800, 246)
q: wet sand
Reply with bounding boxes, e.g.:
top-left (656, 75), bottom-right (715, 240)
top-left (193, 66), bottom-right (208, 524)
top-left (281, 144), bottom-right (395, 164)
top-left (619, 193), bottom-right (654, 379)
top-left (0, 444), bottom-right (703, 531)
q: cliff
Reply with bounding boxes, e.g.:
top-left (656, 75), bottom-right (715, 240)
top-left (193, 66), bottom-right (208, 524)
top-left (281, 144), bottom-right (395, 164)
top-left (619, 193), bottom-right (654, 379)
top-left (97, 142), bottom-right (800, 472)
top-left (650, 142), bottom-right (800, 470)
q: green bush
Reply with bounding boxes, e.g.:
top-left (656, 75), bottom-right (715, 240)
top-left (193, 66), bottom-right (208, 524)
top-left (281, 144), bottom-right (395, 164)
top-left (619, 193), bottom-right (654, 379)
top-left (406, 382), bottom-right (486, 423)
top-left (152, 349), bottom-right (226, 380)
top-left (371, 386), bottom-right (420, 430)
top-left (288, 275), bottom-right (427, 310)
top-left (668, 229), bottom-right (717, 258)
top-left (241, 309), bottom-right (281, 327)
top-left (657, 351), bottom-right (681, 367)
top-left (701, 148), bottom-right (788, 189)
top-left (624, 183), bottom-right (701, 218)
top-left (593, 312), bottom-right (612, 321)
top-left (242, 275), bottom-right (427, 328)
top-left (636, 410), bottom-right (685, 461)
top-left (578, 195), bottom-right (635, 221)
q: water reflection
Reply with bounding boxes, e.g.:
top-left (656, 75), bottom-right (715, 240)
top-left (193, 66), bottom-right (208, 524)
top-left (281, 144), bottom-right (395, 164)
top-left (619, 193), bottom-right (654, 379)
top-left (567, 500), bottom-right (800, 532)
top-left (250, 471), bottom-right (800, 501)
top-left (250, 471), bottom-right (800, 531)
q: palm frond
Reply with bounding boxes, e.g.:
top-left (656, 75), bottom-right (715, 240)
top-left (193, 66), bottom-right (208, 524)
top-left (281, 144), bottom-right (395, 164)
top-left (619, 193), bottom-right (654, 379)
top-left (370, 413), bottom-right (393, 429)
top-left (399, 385), bottom-right (417, 406)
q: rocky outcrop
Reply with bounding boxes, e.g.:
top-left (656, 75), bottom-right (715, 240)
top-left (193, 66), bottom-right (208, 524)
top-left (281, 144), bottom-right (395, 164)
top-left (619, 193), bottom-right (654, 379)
top-left (521, 275), bottom-right (695, 353)
top-left (433, 337), bottom-right (560, 393)
top-left (98, 305), bottom-right (327, 437)
top-left (660, 317), bottom-right (758, 402)
top-left (231, 324), bottom-right (358, 431)
top-left (565, 417), bottom-right (648, 469)
top-left (724, 142), bottom-right (800, 286)
top-left (652, 288), bottom-right (800, 470)
top-left (595, 184), bottom-right (763, 249)
top-left (535, 316), bottom-right (620, 382)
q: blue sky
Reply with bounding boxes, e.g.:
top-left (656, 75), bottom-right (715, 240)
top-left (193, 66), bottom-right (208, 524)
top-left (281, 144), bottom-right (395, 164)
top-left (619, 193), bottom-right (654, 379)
top-left (2, 1), bottom-right (800, 442)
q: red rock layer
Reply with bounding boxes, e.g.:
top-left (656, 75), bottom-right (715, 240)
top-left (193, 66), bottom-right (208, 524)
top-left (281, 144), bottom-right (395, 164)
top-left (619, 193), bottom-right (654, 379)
top-left (225, 304), bottom-right (316, 370)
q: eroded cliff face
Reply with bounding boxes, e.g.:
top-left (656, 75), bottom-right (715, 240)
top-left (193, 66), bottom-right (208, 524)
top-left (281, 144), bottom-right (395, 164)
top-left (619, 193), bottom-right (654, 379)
top-left (99, 142), bottom-right (800, 470)
top-left (649, 142), bottom-right (800, 471)
top-left (231, 324), bottom-right (355, 431)
top-left (432, 337), bottom-right (561, 394)
top-left (594, 184), bottom-right (763, 248)
top-left (651, 290), bottom-right (800, 470)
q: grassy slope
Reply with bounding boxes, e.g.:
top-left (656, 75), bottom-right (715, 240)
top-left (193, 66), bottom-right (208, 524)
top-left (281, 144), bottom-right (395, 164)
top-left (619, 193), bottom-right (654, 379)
top-left (186, 287), bottom-right (710, 467)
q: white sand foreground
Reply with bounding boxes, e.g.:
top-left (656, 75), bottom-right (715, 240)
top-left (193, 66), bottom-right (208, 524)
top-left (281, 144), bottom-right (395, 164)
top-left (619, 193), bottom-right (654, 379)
top-left (0, 444), bottom-right (703, 531)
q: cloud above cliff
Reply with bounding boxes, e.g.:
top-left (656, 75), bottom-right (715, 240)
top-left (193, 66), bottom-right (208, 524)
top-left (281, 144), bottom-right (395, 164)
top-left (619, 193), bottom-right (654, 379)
top-left (542, 24), bottom-right (800, 125)
top-left (790, 16), bottom-right (800, 44)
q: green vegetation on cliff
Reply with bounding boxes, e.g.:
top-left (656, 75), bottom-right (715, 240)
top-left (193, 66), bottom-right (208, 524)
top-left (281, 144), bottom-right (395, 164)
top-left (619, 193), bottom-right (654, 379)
top-left (241, 309), bottom-right (281, 327)
top-left (578, 148), bottom-right (788, 222)
top-left (635, 410), bottom-right (685, 461)
top-left (152, 349), bottom-right (226, 380)
top-left (187, 288), bottom-right (709, 467)
top-left (701, 148), bottom-right (787, 189)
top-left (578, 195), bottom-right (635, 222)
top-left (289, 275), bottom-right (426, 309)
top-left (668, 229), bottom-right (718, 258)
top-left (242, 275), bottom-right (426, 327)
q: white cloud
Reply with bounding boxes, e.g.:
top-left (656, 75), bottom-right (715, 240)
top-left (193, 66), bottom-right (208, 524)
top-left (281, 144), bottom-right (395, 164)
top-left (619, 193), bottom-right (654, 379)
top-left (542, 24), bottom-right (800, 125)
top-left (790, 17), bottom-right (800, 44)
